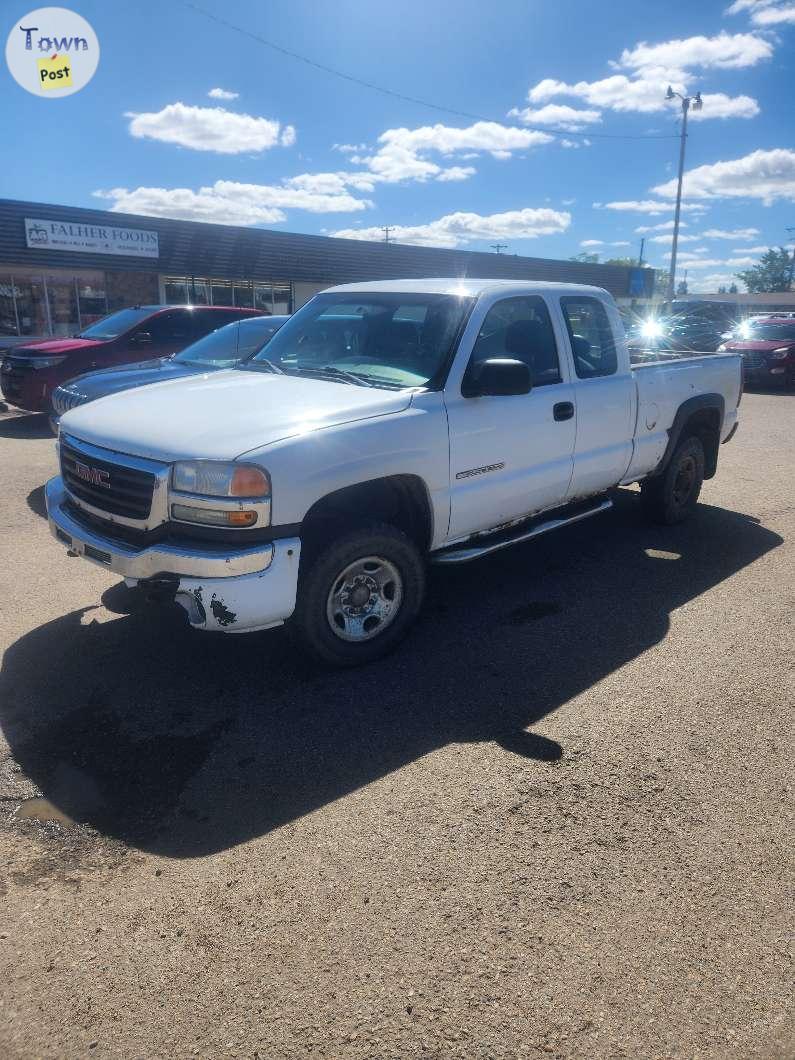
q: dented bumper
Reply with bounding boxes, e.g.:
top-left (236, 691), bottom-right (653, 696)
top-left (46, 476), bottom-right (301, 633)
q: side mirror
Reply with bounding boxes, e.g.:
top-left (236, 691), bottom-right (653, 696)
top-left (133, 331), bottom-right (153, 345)
top-left (463, 358), bottom-right (532, 398)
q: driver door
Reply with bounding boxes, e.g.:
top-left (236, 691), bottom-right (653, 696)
top-left (445, 294), bottom-right (576, 540)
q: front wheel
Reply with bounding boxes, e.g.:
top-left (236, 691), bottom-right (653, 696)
top-left (289, 523), bottom-right (426, 666)
top-left (641, 435), bottom-right (705, 525)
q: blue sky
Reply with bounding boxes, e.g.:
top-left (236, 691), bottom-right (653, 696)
top-left (3, 0), bottom-right (794, 291)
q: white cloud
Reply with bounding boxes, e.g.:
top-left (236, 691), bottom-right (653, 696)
top-left (581, 239), bottom-right (604, 246)
top-left (435, 166), bottom-right (477, 182)
top-left (280, 125), bottom-right (296, 147)
top-left (559, 138), bottom-right (592, 148)
top-left (736, 244), bottom-right (772, 253)
top-left (364, 122), bottom-right (553, 183)
top-left (508, 103), bottom-right (602, 130)
top-left (332, 207), bottom-right (571, 249)
top-left (616, 31), bottom-right (772, 71)
top-left (649, 233), bottom-right (700, 244)
top-left (125, 102), bottom-right (294, 155)
top-left (611, 240), bottom-right (631, 246)
top-left (595, 199), bottom-right (708, 214)
top-left (726, 1), bottom-right (795, 26)
top-left (688, 273), bottom-right (746, 292)
top-left (690, 93), bottom-right (760, 119)
top-left (653, 148), bottom-right (795, 205)
top-left (332, 142), bottom-right (368, 153)
top-left (635, 219), bottom-right (685, 232)
top-left (700, 227), bottom-right (760, 239)
top-left (525, 32), bottom-right (766, 121)
top-left (207, 87), bottom-right (239, 101)
top-left (94, 175), bottom-right (373, 225)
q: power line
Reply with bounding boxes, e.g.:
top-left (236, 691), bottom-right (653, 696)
top-left (381, 225), bottom-right (394, 245)
top-left (490, 243), bottom-right (508, 254)
top-left (183, 2), bottom-right (681, 142)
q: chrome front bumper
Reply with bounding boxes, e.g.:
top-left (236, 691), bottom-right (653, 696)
top-left (45, 476), bottom-right (274, 580)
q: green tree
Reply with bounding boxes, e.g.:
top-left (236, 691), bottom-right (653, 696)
top-left (735, 248), bottom-right (793, 293)
top-left (676, 279), bottom-right (688, 295)
top-left (603, 256), bottom-right (637, 267)
top-left (569, 252), bottom-right (600, 264)
top-left (728, 282), bottom-right (738, 294)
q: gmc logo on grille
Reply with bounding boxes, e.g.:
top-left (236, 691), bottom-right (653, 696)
top-left (74, 460), bottom-right (111, 488)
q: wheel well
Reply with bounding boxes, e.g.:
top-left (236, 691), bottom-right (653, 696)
top-left (300, 475), bottom-right (433, 558)
top-left (682, 408), bottom-right (721, 478)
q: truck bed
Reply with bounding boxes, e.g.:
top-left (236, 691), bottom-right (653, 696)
top-left (623, 349), bottom-right (743, 484)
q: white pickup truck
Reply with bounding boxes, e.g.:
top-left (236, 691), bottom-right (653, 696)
top-left (46, 280), bottom-right (742, 665)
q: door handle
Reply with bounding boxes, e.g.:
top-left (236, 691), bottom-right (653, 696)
top-left (553, 401), bottom-right (575, 421)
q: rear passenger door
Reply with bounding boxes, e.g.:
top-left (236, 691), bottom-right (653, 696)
top-left (558, 295), bottom-right (635, 499)
top-left (445, 294), bottom-right (577, 539)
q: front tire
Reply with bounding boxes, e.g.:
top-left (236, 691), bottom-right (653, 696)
top-left (641, 435), bottom-right (705, 525)
top-left (289, 523), bottom-right (426, 667)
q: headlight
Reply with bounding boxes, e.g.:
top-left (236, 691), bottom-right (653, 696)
top-left (717, 343), bottom-right (728, 352)
top-left (25, 355), bottom-right (68, 369)
top-left (770, 347), bottom-right (790, 359)
top-left (641, 320), bottom-right (663, 339)
top-left (171, 461), bottom-right (270, 498)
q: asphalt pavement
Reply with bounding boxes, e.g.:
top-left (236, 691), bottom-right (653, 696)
top-left (0, 391), bottom-right (792, 1059)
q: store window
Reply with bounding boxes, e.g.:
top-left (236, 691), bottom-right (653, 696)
top-left (162, 275), bottom-right (292, 313)
top-left (0, 277), bottom-right (18, 336)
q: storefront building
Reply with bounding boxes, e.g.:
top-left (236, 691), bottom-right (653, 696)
top-left (0, 198), bottom-right (654, 343)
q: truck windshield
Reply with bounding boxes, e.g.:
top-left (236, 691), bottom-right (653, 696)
top-left (78, 307), bottom-right (157, 340)
top-left (241, 292), bottom-right (474, 388)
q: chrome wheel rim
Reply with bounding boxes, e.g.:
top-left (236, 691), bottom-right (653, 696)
top-left (325, 555), bottom-right (403, 643)
top-left (673, 455), bottom-right (697, 507)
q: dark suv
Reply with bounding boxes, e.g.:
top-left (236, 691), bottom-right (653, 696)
top-left (1, 304), bottom-right (263, 414)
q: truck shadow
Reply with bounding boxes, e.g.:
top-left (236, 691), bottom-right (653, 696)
top-left (0, 412), bottom-right (52, 439)
top-left (0, 492), bottom-right (782, 857)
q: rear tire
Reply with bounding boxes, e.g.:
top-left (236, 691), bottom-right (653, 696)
top-left (289, 523), bottom-right (426, 667)
top-left (641, 435), bottom-right (705, 525)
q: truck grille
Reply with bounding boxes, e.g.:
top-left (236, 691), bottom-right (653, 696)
top-left (742, 351), bottom-right (764, 370)
top-left (52, 386), bottom-right (88, 416)
top-left (0, 358), bottom-right (30, 399)
top-left (60, 439), bottom-right (155, 520)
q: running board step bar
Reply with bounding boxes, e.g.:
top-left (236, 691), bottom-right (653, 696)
top-left (432, 498), bottom-right (613, 565)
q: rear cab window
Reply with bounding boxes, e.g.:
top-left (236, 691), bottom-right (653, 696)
top-left (560, 296), bottom-right (617, 379)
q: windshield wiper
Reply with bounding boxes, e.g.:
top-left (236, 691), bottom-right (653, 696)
top-left (291, 365), bottom-right (375, 387)
top-left (243, 357), bottom-right (283, 374)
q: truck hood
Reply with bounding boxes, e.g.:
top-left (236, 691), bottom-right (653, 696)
top-left (728, 340), bottom-right (794, 352)
top-left (11, 337), bottom-right (105, 356)
top-left (61, 369), bottom-right (414, 461)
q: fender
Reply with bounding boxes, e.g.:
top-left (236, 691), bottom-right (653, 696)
top-left (653, 393), bottom-right (725, 479)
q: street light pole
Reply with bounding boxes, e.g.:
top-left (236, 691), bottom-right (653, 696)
top-left (665, 87), bottom-right (702, 304)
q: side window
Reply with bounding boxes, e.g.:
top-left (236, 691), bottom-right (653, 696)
top-left (560, 296), bottom-right (617, 379)
top-left (191, 309), bottom-right (236, 336)
top-left (469, 295), bottom-right (561, 387)
top-left (146, 310), bottom-right (193, 343)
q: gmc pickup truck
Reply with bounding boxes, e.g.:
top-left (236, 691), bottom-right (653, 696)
top-left (46, 280), bottom-right (742, 666)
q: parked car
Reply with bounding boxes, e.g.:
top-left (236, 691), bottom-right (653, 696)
top-left (51, 315), bottom-right (289, 425)
top-left (627, 316), bottom-right (725, 354)
top-left (0, 304), bottom-right (263, 414)
top-left (46, 279), bottom-right (742, 666)
top-left (718, 316), bottom-right (795, 389)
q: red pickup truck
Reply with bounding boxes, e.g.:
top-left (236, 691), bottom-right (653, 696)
top-left (1, 304), bottom-right (262, 414)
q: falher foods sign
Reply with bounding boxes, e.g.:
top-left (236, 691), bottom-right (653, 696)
top-left (24, 217), bottom-right (159, 258)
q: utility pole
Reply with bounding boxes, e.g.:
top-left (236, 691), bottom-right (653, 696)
top-left (637, 237), bottom-right (645, 267)
top-left (665, 87), bottom-right (702, 303)
top-left (490, 243), bottom-right (508, 254)
top-left (380, 225), bottom-right (393, 245)
top-left (786, 226), bottom-right (795, 290)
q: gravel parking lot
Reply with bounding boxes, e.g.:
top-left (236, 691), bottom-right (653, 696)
top-left (0, 391), bottom-right (792, 1059)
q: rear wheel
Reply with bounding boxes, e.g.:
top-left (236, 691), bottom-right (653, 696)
top-left (289, 523), bottom-right (425, 667)
top-left (641, 435), bottom-right (705, 525)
